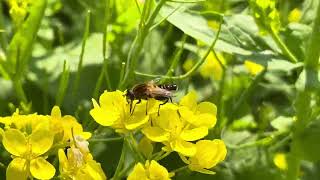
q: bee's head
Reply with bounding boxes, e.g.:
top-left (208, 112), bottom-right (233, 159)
top-left (125, 89), bottom-right (135, 101)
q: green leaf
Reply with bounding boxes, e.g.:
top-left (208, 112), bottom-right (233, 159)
top-left (160, 4), bottom-right (251, 55)
top-left (271, 116), bottom-right (294, 132)
top-left (296, 117), bottom-right (320, 161)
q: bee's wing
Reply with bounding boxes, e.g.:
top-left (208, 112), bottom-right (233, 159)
top-left (147, 86), bottom-right (172, 97)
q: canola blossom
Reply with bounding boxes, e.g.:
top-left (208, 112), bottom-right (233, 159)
top-left (0, 106), bottom-right (106, 180)
top-left (0, 90), bottom-right (226, 179)
top-left (127, 160), bottom-right (173, 180)
top-left (91, 90), bottom-right (227, 177)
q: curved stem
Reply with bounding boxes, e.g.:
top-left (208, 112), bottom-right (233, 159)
top-left (111, 142), bottom-right (126, 180)
top-left (136, 17), bottom-right (223, 81)
top-left (269, 28), bottom-right (298, 63)
top-left (171, 165), bottom-right (188, 174)
top-left (119, 0), bottom-right (167, 89)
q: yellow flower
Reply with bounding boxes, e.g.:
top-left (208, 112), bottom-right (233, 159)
top-left (50, 106), bottom-right (91, 142)
top-left (179, 91), bottom-right (217, 128)
top-left (8, 0), bottom-right (31, 26)
top-left (200, 51), bottom-right (225, 81)
top-left (127, 160), bottom-right (172, 180)
top-left (58, 137), bottom-right (106, 180)
top-left (142, 103), bottom-right (209, 157)
top-left (244, 60), bottom-right (265, 75)
top-left (90, 90), bottom-right (151, 133)
top-left (181, 139), bottom-right (227, 175)
top-left (3, 127), bottom-right (56, 180)
top-left (288, 8), bottom-right (301, 23)
top-left (273, 153), bottom-right (287, 171)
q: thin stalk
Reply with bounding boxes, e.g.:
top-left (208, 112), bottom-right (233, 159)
top-left (269, 28), bottom-right (298, 63)
top-left (0, 3), bottom-right (7, 49)
top-left (102, 0), bottom-right (112, 90)
top-left (56, 60), bottom-right (70, 106)
top-left (165, 34), bottom-right (187, 76)
top-left (286, 3), bottom-right (320, 180)
top-left (171, 165), bottom-right (188, 173)
top-left (135, 17), bottom-right (223, 81)
top-left (72, 10), bottom-right (91, 97)
top-left (89, 136), bottom-right (123, 142)
top-left (231, 69), bottom-right (266, 122)
top-left (134, 0), bottom-right (142, 15)
top-left (13, 78), bottom-right (27, 103)
top-left (304, 0), bottom-right (320, 69)
top-left (119, 0), bottom-right (167, 89)
top-left (111, 142), bottom-right (126, 180)
top-left (93, 58), bottom-right (109, 99)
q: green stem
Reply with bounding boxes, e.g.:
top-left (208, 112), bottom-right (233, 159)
top-left (13, 76), bottom-right (27, 103)
top-left (269, 28), bottom-right (298, 63)
top-left (119, 0), bottom-right (167, 89)
top-left (231, 69), bottom-right (266, 122)
top-left (0, 3), bottom-right (7, 49)
top-left (89, 137), bottom-right (123, 142)
top-left (126, 133), bottom-right (145, 162)
top-left (56, 60), bottom-right (70, 106)
top-left (304, 0), bottom-right (320, 69)
top-left (166, 34), bottom-right (187, 76)
top-left (154, 151), bottom-right (171, 161)
top-left (171, 165), bottom-right (188, 173)
top-left (135, 17), bottom-right (223, 81)
top-left (112, 142), bottom-right (126, 180)
top-left (72, 10), bottom-right (91, 97)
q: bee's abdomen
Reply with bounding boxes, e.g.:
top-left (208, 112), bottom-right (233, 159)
top-left (159, 84), bottom-right (177, 91)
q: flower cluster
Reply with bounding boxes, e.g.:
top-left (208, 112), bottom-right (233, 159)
top-left (91, 90), bottom-right (227, 177)
top-left (0, 106), bottom-right (106, 180)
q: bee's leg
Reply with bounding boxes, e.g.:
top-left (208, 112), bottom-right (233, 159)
top-left (146, 100), bottom-right (149, 115)
top-left (131, 99), bottom-right (141, 115)
top-left (158, 99), bottom-right (169, 116)
top-left (129, 101), bottom-right (133, 114)
top-left (169, 97), bottom-right (173, 103)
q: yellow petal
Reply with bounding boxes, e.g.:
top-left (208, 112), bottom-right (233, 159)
top-left (194, 114), bottom-right (217, 128)
top-left (155, 107), bottom-right (181, 131)
top-left (196, 102), bottom-right (217, 116)
top-left (180, 127), bottom-right (208, 141)
top-left (99, 90), bottom-right (126, 110)
top-left (76, 160), bottom-right (107, 180)
top-left (273, 153), bottom-right (287, 170)
top-left (30, 129), bottom-right (54, 156)
top-left (179, 91), bottom-right (197, 110)
top-left (171, 139), bottom-right (196, 157)
top-left (6, 158), bottom-right (28, 180)
top-left (58, 149), bottom-right (69, 173)
top-left (127, 163), bottom-right (148, 180)
top-left (178, 106), bottom-right (196, 124)
top-left (30, 157), bottom-right (56, 179)
top-left (51, 106), bottom-right (61, 118)
top-left (125, 102), bottom-right (149, 130)
top-left (244, 60), bottom-right (264, 76)
top-left (142, 127), bottom-right (170, 142)
top-left (90, 99), bottom-right (120, 126)
top-left (3, 129), bottom-right (27, 156)
top-left (148, 160), bottom-right (170, 180)
top-left (190, 139), bottom-right (227, 169)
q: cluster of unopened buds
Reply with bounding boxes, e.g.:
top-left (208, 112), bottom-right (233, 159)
top-left (0, 90), bottom-right (226, 179)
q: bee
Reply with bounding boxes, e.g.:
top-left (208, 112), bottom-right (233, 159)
top-left (125, 80), bottom-right (177, 115)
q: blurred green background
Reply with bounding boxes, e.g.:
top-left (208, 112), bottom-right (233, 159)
top-left (0, 0), bottom-right (320, 179)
